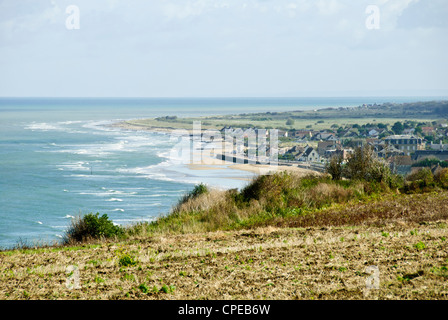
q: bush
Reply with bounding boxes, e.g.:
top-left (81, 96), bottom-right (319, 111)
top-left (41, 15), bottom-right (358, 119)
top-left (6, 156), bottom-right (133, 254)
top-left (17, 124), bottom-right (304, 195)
top-left (326, 153), bottom-right (344, 181)
top-left (119, 254), bottom-right (138, 267)
top-left (344, 145), bottom-right (391, 183)
top-left (435, 168), bottom-right (448, 189)
top-left (406, 168), bottom-right (434, 185)
top-left (173, 183), bottom-right (210, 214)
top-left (64, 213), bottom-right (123, 244)
top-left (179, 183), bottom-right (208, 203)
top-left (403, 168), bottom-right (435, 193)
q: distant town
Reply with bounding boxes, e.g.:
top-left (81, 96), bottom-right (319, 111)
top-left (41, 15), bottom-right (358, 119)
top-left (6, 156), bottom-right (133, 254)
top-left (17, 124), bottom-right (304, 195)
top-left (259, 119), bottom-right (448, 175)
top-left (117, 100), bottom-right (448, 175)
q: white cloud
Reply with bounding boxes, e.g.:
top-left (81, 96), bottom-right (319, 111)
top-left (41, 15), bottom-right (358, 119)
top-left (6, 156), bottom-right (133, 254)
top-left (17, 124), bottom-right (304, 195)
top-left (0, 0), bottom-right (446, 97)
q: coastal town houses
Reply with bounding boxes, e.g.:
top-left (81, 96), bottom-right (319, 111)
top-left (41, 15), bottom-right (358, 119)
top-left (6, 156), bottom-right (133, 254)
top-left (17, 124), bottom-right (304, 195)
top-left (317, 141), bottom-right (341, 156)
top-left (281, 145), bottom-right (305, 158)
top-left (377, 144), bottom-right (405, 158)
top-left (384, 135), bottom-right (424, 156)
top-left (422, 127), bottom-right (435, 136)
top-left (368, 129), bottom-right (380, 137)
top-left (389, 155), bottom-right (413, 176)
top-left (290, 130), bottom-right (314, 141)
top-left (297, 146), bottom-right (320, 163)
top-left (325, 147), bottom-right (354, 160)
top-left (430, 141), bottom-right (448, 151)
top-left (313, 132), bottom-right (338, 142)
top-left (403, 128), bottom-right (415, 135)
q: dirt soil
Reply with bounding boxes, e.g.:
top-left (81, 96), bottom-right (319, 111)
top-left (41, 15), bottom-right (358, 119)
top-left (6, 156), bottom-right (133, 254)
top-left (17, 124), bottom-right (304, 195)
top-left (1, 219), bottom-right (447, 300)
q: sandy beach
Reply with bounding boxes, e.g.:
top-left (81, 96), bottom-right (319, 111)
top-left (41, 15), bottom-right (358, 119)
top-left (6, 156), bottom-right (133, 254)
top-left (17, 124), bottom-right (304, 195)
top-left (112, 120), bottom-right (322, 182)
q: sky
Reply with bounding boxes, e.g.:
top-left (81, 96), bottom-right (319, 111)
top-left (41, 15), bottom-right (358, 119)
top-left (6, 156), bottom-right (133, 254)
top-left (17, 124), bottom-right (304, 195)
top-left (0, 0), bottom-right (447, 98)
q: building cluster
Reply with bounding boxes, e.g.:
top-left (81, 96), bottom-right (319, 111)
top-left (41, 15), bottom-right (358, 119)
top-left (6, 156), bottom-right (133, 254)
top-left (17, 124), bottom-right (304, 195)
top-left (219, 122), bottom-right (448, 174)
top-left (273, 124), bottom-right (448, 175)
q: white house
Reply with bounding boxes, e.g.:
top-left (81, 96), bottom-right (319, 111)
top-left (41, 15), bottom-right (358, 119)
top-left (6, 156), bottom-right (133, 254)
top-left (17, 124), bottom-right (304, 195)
top-left (297, 146), bottom-right (320, 163)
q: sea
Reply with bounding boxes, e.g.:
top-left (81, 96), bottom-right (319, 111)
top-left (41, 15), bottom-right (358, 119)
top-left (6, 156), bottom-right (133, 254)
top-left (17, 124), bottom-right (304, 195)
top-left (0, 96), bottom-right (443, 249)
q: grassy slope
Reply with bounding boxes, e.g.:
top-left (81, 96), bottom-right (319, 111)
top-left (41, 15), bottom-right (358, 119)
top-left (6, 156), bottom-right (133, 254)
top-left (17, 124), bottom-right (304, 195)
top-left (1, 191), bottom-right (447, 300)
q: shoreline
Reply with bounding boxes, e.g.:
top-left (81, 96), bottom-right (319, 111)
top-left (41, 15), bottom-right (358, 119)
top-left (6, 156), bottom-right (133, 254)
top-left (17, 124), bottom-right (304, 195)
top-left (111, 120), bottom-right (322, 181)
top-left (109, 121), bottom-right (184, 134)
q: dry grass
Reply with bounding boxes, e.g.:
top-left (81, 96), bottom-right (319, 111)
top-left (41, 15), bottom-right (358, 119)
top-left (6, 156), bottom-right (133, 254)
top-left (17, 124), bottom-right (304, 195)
top-left (1, 191), bottom-right (447, 300)
top-left (141, 172), bottom-right (392, 236)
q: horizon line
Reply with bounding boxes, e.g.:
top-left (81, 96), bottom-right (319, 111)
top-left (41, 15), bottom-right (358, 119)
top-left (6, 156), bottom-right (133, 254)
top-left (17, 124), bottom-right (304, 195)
top-left (0, 95), bottom-right (447, 99)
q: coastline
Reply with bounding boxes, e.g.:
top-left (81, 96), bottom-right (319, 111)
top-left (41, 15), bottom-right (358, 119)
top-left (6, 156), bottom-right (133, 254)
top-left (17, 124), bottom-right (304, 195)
top-left (109, 121), bottom-right (183, 134)
top-left (111, 119), bottom-right (322, 181)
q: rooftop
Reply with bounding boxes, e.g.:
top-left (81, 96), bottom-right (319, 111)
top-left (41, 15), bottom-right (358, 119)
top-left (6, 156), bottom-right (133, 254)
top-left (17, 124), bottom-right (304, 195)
top-left (385, 135), bottom-right (420, 140)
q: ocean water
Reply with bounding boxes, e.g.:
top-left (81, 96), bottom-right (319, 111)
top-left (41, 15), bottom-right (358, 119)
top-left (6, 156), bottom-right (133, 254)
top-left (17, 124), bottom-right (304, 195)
top-left (0, 97), bottom-right (442, 249)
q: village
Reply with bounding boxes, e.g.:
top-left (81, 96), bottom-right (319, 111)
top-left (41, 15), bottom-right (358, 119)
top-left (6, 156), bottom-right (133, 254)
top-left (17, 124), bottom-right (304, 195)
top-left (220, 119), bottom-right (448, 175)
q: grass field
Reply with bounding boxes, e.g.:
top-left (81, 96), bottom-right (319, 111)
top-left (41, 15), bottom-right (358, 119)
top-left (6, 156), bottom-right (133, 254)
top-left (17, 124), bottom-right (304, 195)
top-left (114, 102), bottom-right (446, 133)
top-left (117, 116), bottom-right (430, 133)
top-left (1, 191), bottom-right (447, 300)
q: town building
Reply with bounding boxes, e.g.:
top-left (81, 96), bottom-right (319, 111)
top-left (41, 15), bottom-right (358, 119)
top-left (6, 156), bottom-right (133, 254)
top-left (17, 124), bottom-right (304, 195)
top-left (297, 146), bottom-right (320, 163)
top-left (384, 135), bottom-right (424, 156)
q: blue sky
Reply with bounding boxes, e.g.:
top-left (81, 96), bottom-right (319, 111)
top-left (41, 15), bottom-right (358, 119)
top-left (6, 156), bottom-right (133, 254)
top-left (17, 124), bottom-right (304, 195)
top-left (0, 0), bottom-right (447, 97)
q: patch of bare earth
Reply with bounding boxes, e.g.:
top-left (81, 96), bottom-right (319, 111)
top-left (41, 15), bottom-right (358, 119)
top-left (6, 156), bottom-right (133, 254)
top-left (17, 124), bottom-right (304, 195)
top-left (1, 192), bottom-right (447, 300)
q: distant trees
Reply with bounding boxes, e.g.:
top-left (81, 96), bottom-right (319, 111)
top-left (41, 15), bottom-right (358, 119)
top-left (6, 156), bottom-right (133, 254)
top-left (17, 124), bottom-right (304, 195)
top-left (286, 119), bottom-right (295, 126)
top-left (392, 121), bottom-right (404, 135)
top-left (414, 126), bottom-right (423, 136)
top-left (156, 116), bottom-right (178, 121)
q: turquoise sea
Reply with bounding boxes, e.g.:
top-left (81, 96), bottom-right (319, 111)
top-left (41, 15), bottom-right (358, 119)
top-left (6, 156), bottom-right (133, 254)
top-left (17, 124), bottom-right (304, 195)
top-left (0, 97), bottom-right (442, 249)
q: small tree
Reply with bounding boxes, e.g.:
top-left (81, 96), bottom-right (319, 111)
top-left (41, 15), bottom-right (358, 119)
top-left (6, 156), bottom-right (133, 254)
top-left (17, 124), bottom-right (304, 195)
top-left (344, 145), bottom-right (391, 183)
top-left (326, 153), bottom-right (344, 180)
top-left (286, 118), bottom-right (295, 126)
top-left (392, 121), bottom-right (404, 135)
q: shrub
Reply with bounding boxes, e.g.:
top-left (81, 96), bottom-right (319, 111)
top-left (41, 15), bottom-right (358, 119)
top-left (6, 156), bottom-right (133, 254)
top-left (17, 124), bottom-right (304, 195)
top-left (414, 241), bottom-right (426, 251)
top-left (388, 173), bottom-right (404, 190)
top-left (404, 168), bottom-right (435, 192)
top-left (139, 283), bottom-right (149, 294)
top-left (434, 168), bottom-right (448, 189)
top-left (344, 145), bottom-right (391, 183)
top-left (119, 254), bottom-right (138, 267)
top-left (64, 213), bottom-right (123, 244)
top-left (177, 183), bottom-right (208, 206)
top-left (325, 153), bottom-right (344, 180)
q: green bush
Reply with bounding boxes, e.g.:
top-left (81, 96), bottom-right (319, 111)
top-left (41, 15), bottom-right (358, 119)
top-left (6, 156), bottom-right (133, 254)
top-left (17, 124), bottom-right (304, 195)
top-left (179, 183), bottom-right (208, 204)
top-left (119, 254), bottom-right (138, 267)
top-left (64, 213), bottom-right (123, 244)
top-left (325, 153), bottom-right (344, 181)
top-left (404, 168), bottom-right (434, 192)
top-left (434, 168), bottom-right (448, 189)
top-left (139, 283), bottom-right (149, 294)
top-left (344, 145), bottom-right (391, 183)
